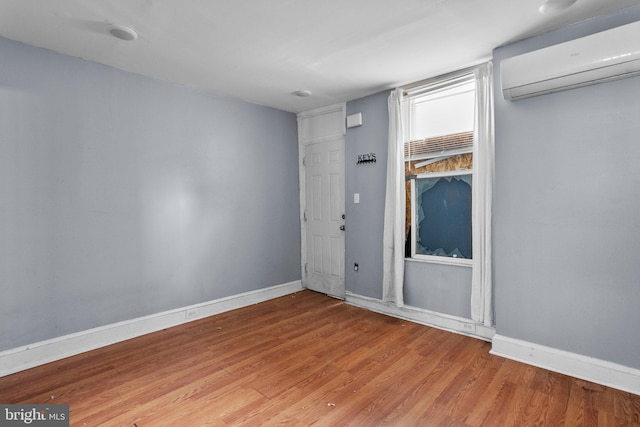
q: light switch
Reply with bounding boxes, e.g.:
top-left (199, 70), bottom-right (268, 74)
top-left (354, 193), bottom-right (360, 204)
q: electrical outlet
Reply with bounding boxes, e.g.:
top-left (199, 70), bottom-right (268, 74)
top-left (354, 263), bottom-right (359, 271)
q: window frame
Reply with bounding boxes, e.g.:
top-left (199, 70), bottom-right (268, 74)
top-left (403, 69), bottom-right (477, 268)
top-left (409, 169), bottom-right (473, 267)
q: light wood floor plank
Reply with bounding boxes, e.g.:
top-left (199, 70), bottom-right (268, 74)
top-left (1, 290), bottom-right (638, 426)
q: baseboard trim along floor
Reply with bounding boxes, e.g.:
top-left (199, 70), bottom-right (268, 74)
top-left (491, 334), bottom-right (640, 396)
top-left (345, 291), bottom-right (496, 342)
top-left (0, 280), bottom-right (303, 377)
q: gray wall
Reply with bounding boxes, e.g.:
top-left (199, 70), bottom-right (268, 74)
top-left (0, 38), bottom-right (301, 351)
top-left (493, 6), bottom-right (640, 369)
top-left (404, 261), bottom-right (471, 318)
top-left (345, 92), bottom-right (387, 299)
top-left (345, 92), bottom-right (472, 318)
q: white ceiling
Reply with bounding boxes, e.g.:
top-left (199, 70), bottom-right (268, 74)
top-left (1, 0), bottom-right (639, 113)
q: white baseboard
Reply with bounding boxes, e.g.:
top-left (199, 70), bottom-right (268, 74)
top-left (491, 334), bottom-right (640, 396)
top-left (0, 280), bottom-right (303, 377)
top-left (345, 291), bottom-right (495, 341)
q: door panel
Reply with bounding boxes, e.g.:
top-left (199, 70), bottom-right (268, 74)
top-left (304, 138), bottom-right (345, 297)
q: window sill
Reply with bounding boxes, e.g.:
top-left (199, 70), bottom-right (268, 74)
top-left (405, 256), bottom-right (473, 268)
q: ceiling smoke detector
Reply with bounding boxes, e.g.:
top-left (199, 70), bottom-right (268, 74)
top-left (292, 90), bottom-right (312, 97)
top-left (539, 0), bottom-right (577, 14)
top-left (109, 25), bottom-right (138, 41)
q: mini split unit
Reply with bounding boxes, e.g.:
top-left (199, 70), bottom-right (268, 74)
top-left (501, 20), bottom-right (640, 100)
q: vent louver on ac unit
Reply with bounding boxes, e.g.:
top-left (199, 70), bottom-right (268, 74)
top-left (501, 20), bottom-right (640, 101)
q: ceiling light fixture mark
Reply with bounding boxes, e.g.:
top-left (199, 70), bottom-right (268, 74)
top-left (292, 90), bottom-right (312, 97)
top-left (109, 25), bottom-right (138, 41)
top-left (539, 0), bottom-right (577, 15)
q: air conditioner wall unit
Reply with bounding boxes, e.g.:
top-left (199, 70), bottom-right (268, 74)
top-left (501, 20), bottom-right (640, 101)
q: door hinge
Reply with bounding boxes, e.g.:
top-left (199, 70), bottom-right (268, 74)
top-left (303, 210), bottom-right (307, 222)
top-left (304, 263), bottom-right (308, 275)
top-left (302, 156), bottom-right (306, 166)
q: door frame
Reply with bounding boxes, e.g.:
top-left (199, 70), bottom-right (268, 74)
top-left (297, 103), bottom-right (346, 297)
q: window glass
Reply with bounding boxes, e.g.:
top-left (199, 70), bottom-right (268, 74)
top-left (414, 174), bottom-right (472, 259)
top-left (410, 80), bottom-right (475, 142)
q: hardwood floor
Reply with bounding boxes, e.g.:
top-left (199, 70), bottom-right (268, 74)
top-left (1, 290), bottom-right (639, 426)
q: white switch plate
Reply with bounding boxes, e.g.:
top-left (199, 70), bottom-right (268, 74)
top-left (354, 193), bottom-right (360, 204)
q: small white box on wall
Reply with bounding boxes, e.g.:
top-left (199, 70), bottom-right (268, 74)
top-left (346, 112), bottom-right (363, 128)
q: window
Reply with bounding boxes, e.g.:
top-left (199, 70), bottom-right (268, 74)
top-left (404, 73), bottom-right (476, 265)
top-left (412, 171), bottom-right (472, 259)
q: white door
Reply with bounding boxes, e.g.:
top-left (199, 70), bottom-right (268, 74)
top-left (298, 104), bottom-right (346, 298)
top-left (304, 138), bottom-right (345, 297)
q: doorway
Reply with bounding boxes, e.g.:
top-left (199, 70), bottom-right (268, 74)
top-left (297, 104), bottom-right (346, 298)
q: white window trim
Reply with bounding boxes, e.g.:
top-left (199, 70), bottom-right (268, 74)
top-left (409, 169), bottom-right (473, 267)
top-left (405, 255), bottom-right (473, 267)
top-left (412, 147), bottom-right (474, 167)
